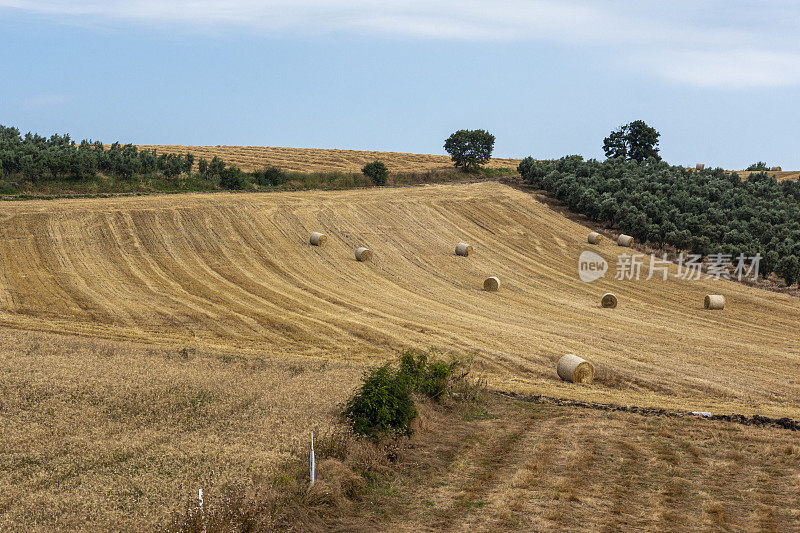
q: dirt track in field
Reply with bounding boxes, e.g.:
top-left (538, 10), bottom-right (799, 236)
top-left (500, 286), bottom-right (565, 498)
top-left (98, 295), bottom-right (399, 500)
top-left (1, 181), bottom-right (798, 418)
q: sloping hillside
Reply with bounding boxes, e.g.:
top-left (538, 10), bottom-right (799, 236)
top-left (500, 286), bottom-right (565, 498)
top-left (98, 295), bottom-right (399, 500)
top-left (0, 182), bottom-right (798, 418)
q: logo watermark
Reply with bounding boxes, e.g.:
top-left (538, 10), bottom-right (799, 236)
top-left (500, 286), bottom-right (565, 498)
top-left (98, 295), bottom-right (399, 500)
top-left (578, 250), bottom-right (608, 282)
top-left (578, 251), bottom-right (761, 283)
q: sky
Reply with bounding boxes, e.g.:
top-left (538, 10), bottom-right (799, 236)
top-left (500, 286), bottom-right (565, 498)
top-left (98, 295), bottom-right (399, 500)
top-left (1, 1), bottom-right (799, 169)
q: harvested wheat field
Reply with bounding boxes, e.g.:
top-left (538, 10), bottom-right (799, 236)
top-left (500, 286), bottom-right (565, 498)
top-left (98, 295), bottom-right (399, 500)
top-left (0, 327), bottom-right (365, 531)
top-left (356, 396), bottom-right (800, 532)
top-left (2, 181), bottom-right (800, 530)
top-left (738, 169), bottom-right (800, 181)
top-left (0, 181), bottom-right (799, 418)
top-left (137, 145), bottom-right (521, 173)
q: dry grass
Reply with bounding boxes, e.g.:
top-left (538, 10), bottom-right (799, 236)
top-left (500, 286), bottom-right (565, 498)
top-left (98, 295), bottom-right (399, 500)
top-left (358, 396), bottom-right (800, 532)
top-left (0, 328), bottom-right (364, 531)
top-left (137, 145), bottom-right (522, 173)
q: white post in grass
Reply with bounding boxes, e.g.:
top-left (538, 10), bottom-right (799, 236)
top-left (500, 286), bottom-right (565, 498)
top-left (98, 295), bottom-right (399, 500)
top-left (310, 431), bottom-right (316, 485)
top-left (199, 488), bottom-right (206, 533)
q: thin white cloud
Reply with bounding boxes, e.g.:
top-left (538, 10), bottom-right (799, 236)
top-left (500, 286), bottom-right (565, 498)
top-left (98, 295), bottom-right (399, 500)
top-left (650, 49), bottom-right (800, 89)
top-left (21, 93), bottom-right (72, 109)
top-left (2, 0), bottom-right (800, 88)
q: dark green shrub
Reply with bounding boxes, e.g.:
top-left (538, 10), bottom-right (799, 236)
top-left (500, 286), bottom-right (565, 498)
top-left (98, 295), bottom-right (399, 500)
top-left (398, 349), bottom-right (453, 400)
top-left (208, 156), bottom-right (225, 176)
top-left (746, 161), bottom-right (769, 171)
top-left (776, 255), bottom-right (800, 287)
top-left (343, 364), bottom-right (417, 438)
top-left (253, 166), bottom-right (288, 187)
top-left (0, 180), bottom-right (16, 195)
top-left (343, 350), bottom-right (463, 438)
top-left (197, 157), bottom-right (209, 174)
top-left (218, 166), bottom-right (249, 190)
top-left (362, 161), bottom-right (388, 186)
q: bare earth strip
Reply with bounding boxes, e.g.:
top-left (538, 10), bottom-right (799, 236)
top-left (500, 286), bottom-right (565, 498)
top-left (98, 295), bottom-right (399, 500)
top-left (0, 181), bottom-right (798, 420)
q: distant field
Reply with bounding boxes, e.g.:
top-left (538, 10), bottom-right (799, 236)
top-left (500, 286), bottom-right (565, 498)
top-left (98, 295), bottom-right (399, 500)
top-left (737, 169), bottom-right (800, 181)
top-left (138, 145), bottom-right (522, 173)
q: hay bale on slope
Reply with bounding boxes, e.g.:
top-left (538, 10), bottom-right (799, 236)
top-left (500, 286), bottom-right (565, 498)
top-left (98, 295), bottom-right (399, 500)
top-left (601, 293), bottom-right (618, 308)
top-left (557, 354), bottom-right (595, 384)
top-left (455, 243), bottom-right (473, 256)
top-left (483, 276), bottom-right (500, 292)
top-left (704, 294), bottom-right (725, 310)
top-left (588, 232), bottom-right (602, 245)
top-left (310, 232), bottom-right (327, 246)
top-left (355, 247), bottom-right (373, 262)
top-left (771, 166), bottom-right (782, 172)
top-left (617, 234), bottom-right (634, 247)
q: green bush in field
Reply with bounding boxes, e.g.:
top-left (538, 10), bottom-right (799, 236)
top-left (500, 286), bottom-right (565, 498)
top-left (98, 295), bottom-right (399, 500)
top-left (362, 161), bottom-right (388, 186)
top-left (218, 166), bottom-right (249, 190)
top-left (399, 349), bottom-right (453, 400)
top-left (253, 166), bottom-right (288, 187)
top-left (344, 363), bottom-right (417, 438)
top-left (343, 350), bottom-right (460, 438)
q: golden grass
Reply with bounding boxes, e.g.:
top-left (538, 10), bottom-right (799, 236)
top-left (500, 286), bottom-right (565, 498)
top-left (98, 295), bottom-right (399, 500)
top-left (737, 170), bottom-right (800, 182)
top-left (137, 145), bottom-right (522, 173)
top-left (0, 327), bottom-right (364, 531)
top-left (1, 181), bottom-right (799, 419)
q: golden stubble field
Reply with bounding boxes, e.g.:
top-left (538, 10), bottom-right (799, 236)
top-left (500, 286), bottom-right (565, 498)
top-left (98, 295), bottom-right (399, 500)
top-left (2, 180), bottom-right (800, 530)
top-left (0, 181), bottom-right (798, 418)
top-left (137, 145), bottom-right (522, 173)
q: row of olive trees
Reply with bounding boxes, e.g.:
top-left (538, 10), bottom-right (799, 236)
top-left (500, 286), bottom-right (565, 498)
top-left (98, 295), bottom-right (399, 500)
top-left (518, 155), bottom-right (800, 287)
top-left (0, 125), bottom-right (204, 182)
top-left (0, 125), bottom-right (414, 191)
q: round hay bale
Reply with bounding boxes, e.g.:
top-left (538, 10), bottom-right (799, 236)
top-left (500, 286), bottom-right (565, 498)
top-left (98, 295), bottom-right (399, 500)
top-left (696, 163), bottom-right (705, 170)
top-left (483, 276), bottom-right (500, 292)
top-left (704, 294), bottom-right (725, 310)
top-left (601, 292), bottom-right (617, 308)
top-left (770, 166), bottom-right (782, 172)
top-left (310, 232), bottom-right (327, 246)
top-left (588, 232), bottom-right (602, 245)
top-left (557, 354), bottom-right (595, 384)
top-left (355, 247), bottom-right (373, 262)
top-left (617, 234), bottom-right (634, 247)
top-left (455, 242), bottom-right (473, 256)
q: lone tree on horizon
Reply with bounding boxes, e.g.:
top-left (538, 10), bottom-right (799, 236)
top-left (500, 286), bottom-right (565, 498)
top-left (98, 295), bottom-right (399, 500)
top-left (444, 129), bottom-right (495, 171)
top-left (603, 120), bottom-right (661, 162)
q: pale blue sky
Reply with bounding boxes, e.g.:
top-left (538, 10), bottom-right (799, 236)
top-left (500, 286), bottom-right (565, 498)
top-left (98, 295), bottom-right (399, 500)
top-left (1, 1), bottom-right (799, 169)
